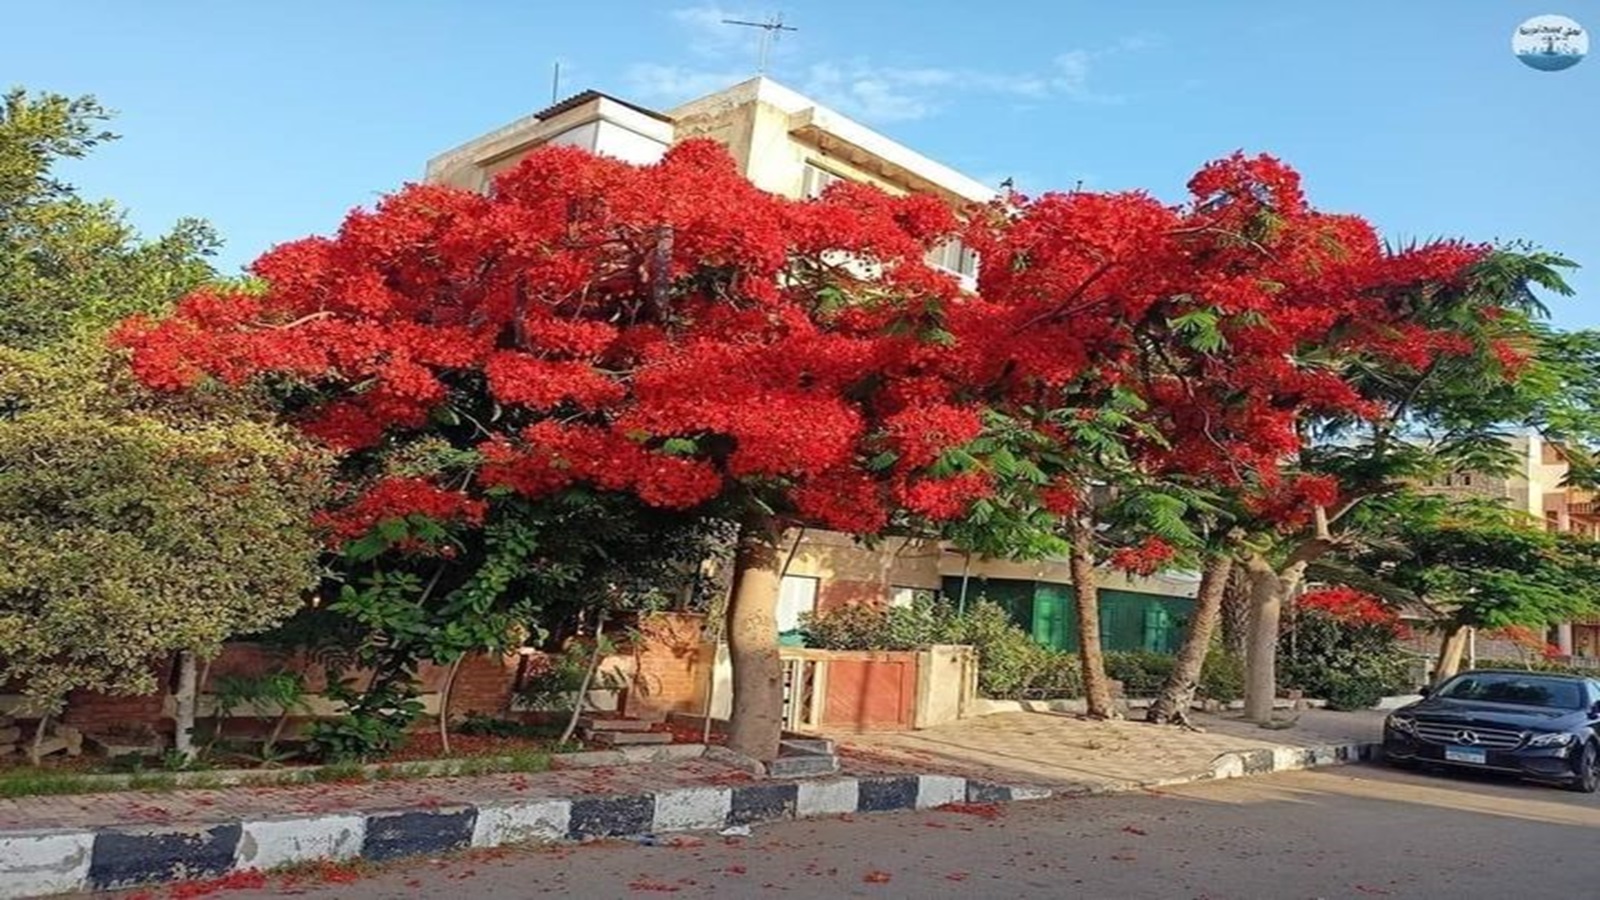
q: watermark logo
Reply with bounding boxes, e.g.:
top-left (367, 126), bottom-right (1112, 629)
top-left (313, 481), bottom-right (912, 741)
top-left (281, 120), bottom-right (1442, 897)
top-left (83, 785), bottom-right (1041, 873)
top-left (1513, 14), bottom-right (1587, 71)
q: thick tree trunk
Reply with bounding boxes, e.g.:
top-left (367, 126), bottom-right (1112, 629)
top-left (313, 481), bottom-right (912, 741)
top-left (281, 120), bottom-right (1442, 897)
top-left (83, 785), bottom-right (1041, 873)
top-left (172, 650), bottom-right (199, 760)
top-left (1243, 556), bottom-right (1303, 724)
top-left (1148, 555), bottom-right (1234, 725)
top-left (1219, 563), bottom-right (1251, 658)
top-left (1243, 569), bottom-right (1280, 723)
top-left (1434, 624), bottom-right (1471, 684)
top-left (1069, 514), bottom-right (1117, 719)
top-left (726, 522), bottom-right (785, 761)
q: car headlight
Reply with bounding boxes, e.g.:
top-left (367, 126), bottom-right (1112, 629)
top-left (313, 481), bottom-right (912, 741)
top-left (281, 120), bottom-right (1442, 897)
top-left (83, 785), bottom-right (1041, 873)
top-left (1387, 715), bottom-right (1417, 734)
top-left (1527, 732), bottom-right (1575, 747)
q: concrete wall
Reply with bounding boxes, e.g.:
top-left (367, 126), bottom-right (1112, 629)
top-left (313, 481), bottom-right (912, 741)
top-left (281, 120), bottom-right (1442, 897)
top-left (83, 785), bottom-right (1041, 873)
top-left (914, 645), bottom-right (977, 729)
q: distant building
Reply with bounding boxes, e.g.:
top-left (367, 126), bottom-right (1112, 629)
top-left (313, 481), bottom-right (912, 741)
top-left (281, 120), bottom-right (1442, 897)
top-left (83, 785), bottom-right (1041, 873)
top-left (1418, 432), bottom-right (1600, 660)
top-left (426, 77), bottom-right (1198, 652)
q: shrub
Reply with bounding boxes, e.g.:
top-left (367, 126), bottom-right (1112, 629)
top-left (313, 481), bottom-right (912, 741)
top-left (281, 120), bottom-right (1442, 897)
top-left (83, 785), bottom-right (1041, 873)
top-left (938, 600), bottom-right (1053, 699)
top-left (514, 639), bottom-right (630, 714)
top-left (1104, 651), bottom-right (1176, 697)
top-left (1023, 651), bottom-right (1083, 700)
top-left (1279, 607), bottom-right (1413, 709)
top-left (799, 601), bottom-right (949, 651)
top-left (1320, 673), bottom-right (1391, 711)
top-left (1198, 647), bottom-right (1245, 703)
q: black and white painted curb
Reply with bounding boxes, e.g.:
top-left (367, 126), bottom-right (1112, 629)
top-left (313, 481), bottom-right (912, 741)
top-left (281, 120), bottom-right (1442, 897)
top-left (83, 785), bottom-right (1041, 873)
top-left (0, 775), bottom-right (1048, 898)
top-left (0, 742), bottom-right (1379, 898)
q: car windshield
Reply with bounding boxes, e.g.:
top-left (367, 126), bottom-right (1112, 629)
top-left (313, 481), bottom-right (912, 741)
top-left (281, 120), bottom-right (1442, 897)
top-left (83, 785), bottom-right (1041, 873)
top-left (1435, 674), bottom-right (1586, 710)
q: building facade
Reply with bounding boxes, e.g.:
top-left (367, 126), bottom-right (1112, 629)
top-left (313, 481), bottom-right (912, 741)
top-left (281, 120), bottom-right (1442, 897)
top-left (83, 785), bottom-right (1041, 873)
top-left (1419, 432), bottom-right (1600, 660)
top-left (425, 77), bottom-right (1196, 653)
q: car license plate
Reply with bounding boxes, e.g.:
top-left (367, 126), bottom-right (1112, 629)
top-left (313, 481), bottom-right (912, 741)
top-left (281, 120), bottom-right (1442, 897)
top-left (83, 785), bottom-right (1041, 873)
top-left (1445, 746), bottom-right (1487, 765)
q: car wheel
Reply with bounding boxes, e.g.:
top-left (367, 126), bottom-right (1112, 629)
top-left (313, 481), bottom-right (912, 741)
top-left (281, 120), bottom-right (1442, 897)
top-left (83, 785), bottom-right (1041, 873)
top-left (1565, 741), bottom-right (1598, 793)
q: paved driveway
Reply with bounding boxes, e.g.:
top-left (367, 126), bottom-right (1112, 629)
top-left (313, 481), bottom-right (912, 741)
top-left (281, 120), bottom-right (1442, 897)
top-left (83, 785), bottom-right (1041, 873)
top-left (836, 709), bottom-right (1386, 789)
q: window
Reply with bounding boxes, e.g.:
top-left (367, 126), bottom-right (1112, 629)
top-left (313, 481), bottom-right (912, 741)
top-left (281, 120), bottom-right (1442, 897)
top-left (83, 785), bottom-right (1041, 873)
top-left (801, 163), bottom-right (846, 199)
top-left (889, 585), bottom-right (937, 608)
top-left (925, 238), bottom-right (979, 279)
top-left (1436, 673), bottom-right (1585, 709)
top-left (776, 575), bottom-right (820, 633)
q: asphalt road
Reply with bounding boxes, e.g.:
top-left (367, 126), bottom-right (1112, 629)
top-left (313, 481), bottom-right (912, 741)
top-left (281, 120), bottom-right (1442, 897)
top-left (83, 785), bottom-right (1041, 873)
top-left (201, 764), bottom-right (1600, 899)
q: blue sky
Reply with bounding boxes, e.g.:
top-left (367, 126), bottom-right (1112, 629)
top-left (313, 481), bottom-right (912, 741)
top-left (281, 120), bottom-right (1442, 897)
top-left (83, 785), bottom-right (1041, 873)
top-left (10, 1), bottom-right (1598, 325)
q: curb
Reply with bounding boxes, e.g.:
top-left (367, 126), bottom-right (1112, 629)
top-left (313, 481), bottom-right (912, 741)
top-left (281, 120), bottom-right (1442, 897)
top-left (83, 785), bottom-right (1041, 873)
top-left (0, 773), bottom-right (1049, 898)
top-left (0, 741), bottom-right (1378, 898)
top-left (1206, 741), bottom-right (1379, 782)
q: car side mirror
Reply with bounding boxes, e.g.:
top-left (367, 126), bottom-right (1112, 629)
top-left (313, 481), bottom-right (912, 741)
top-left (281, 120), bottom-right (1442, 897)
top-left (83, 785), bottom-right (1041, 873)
top-left (1418, 685), bottom-right (1432, 697)
top-left (1591, 699), bottom-right (1600, 716)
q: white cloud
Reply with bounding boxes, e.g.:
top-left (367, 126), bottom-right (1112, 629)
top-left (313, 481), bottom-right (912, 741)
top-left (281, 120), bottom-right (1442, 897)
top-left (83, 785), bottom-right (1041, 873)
top-left (671, 5), bottom-right (764, 57)
top-left (627, 7), bottom-right (1155, 121)
top-left (625, 63), bottom-right (755, 103)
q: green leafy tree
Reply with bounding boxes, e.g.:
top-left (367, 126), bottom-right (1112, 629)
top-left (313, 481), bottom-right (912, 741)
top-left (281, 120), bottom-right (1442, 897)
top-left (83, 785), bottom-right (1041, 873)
top-left (1345, 494), bottom-right (1600, 683)
top-left (0, 347), bottom-right (326, 728)
top-left (1233, 248), bottom-right (1581, 721)
top-left (0, 88), bottom-right (324, 758)
top-left (0, 88), bottom-right (219, 348)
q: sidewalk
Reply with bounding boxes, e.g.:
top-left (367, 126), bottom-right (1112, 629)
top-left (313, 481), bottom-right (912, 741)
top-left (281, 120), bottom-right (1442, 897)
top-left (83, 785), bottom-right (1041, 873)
top-left (836, 708), bottom-right (1386, 791)
top-left (0, 710), bottom-right (1385, 898)
top-left (0, 748), bottom-right (1037, 898)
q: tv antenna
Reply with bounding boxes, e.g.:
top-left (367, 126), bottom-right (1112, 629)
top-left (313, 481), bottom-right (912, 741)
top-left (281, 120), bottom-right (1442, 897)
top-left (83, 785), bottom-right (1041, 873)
top-left (722, 13), bottom-right (798, 74)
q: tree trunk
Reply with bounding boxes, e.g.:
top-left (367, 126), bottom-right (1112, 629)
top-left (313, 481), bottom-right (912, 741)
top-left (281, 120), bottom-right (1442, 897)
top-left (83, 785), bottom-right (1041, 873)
top-left (1434, 624), bottom-right (1471, 684)
top-left (172, 650), bottom-right (199, 760)
top-left (560, 610), bottom-right (609, 746)
top-left (1219, 563), bottom-right (1251, 658)
top-left (1148, 555), bottom-right (1234, 725)
top-left (437, 656), bottom-right (464, 756)
top-left (1069, 513), bottom-right (1117, 719)
top-left (28, 712), bottom-right (51, 766)
top-left (1243, 556), bottom-right (1290, 723)
top-left (725, 521), bottom-right (785, 761)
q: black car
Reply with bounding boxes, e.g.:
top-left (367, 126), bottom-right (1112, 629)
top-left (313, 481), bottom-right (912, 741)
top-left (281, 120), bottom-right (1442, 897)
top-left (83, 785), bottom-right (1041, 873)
top-left (1383, 669), bottom-right (1600, 792)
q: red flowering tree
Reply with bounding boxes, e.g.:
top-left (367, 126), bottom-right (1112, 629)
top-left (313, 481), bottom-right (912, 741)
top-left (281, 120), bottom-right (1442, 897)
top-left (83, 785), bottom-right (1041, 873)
top-left (947, 153), bottom-right (1524, 719)
top-left (118, 141), bottom-right (1000, 761)
top-left (117, 134), bottom-right (1571, 750)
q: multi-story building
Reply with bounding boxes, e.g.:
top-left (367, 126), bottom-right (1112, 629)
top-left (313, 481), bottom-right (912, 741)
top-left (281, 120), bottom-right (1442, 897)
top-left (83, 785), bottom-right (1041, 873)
top-left (1419, 432), bottom-right (1600, 659)
top-left (425, 76), bottom-right (1201, 654)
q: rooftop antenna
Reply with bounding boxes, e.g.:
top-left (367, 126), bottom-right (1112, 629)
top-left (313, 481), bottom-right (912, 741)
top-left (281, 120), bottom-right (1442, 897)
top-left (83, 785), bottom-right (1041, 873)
top-left (722, 13), bottom-right (798, 75)
top-left (551, 61), bottom-right (562, 103)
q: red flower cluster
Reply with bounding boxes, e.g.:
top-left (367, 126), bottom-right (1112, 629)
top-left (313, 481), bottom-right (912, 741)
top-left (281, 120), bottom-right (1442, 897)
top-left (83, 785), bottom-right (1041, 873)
top-left (315, 477), bottom-right (487, 545)
top-left (1299, 587), bottom-right (1404, 634)
top-left (1108, 537), bottom-right (1176, 576)
top-left (114, 136), bottom-right (1499, 556)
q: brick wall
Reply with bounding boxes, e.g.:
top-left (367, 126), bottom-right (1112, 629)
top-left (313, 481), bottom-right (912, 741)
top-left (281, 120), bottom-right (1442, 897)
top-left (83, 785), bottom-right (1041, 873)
top-left (444, 653), bottom-right (520, 717)
top-left (22, 616), bottom-right (706, 735)
top-left (817, 579), bottom-right (888, 613)
top-left (624, 613), bottom-right (712, 717)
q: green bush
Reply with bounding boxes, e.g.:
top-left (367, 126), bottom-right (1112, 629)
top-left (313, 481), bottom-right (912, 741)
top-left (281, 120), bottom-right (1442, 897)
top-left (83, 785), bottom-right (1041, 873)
top-left (798, 600), bottom-right (948, 651)
top-left (1279, 609), bottom-right (1413, 709)
top-left (1105, 651), bottom-right (1176, 697)
top-left (937, 600), bottom-right (1053, 699)
top-left (1319, 673), bottom-right (1391, 711)
top-left (1198, 647), bottom-right (1246, 703)
top-left (1024, 650), bottom-right (1084, 700)
top-left (517, 644), bottom-right (593, 712)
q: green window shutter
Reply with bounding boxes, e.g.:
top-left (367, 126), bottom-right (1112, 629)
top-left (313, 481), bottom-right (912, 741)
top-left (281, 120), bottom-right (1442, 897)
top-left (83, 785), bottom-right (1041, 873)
top-left (1143, 603), bottom-right (1171, 653)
